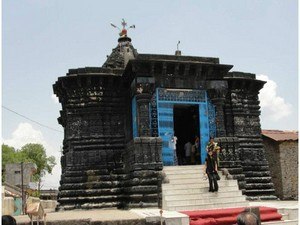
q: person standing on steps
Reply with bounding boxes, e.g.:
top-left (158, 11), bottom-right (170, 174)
top-left (206, 136), bottom-right (221, 167)
top-left (204, 150), bottom-right (218, 192)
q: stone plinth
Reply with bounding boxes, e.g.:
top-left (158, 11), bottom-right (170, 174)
top-left (124, 137), bottom-right (163, 208)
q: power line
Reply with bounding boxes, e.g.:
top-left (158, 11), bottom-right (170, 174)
top-left (2, 105), bottom-right (63, 133)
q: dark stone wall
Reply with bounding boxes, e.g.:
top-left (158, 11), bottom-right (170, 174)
top-left (224, 74), bottom-right (276, 200)
top-left (53, 70), bottom-right (162, 210)
top-left (123, 137), bottom-right (163, 208)
top-left (215, 137), bottom-right (246, 191)
top-left (54, 74), bottom-right (128, 210)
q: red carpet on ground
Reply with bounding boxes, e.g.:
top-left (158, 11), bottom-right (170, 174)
top-left (181, 206), bottom-right (282, 225)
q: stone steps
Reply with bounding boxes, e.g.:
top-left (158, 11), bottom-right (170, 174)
top-left (58, 195), bottom-right (125, 203)
top-left (245, 177), bottom-right (272, 183)
top-left (163, 165), bottom-right (204, 169)
top-left (167, 195), bottom-right (247, 207)
top-left (245, 189), bottom-right (276, 195)
top-left (162, 165), bottom-right (249, 211)
top-left (164, 185), bottom-right (240, 195)
top-left (280, 213), bottom-right (289, 221)
top-left (164, 190), bottom-right (243, 199)
top-left (278, 208), bottom-right (298, 220)
top-left (262, 207), bottom-right (298, 225)
top-left (166, 173), bottom-right (207, 179)
top-left (163, 180), bottom-right (238, 190)
top-left (262, 220), bottom-right (298, 225)
top-left (60, 181), bottom-right (123, 190)
top-left (163, 169), bottom-right (204, 175)
top-left (245, 183), bottom-right (274, 189)
top-left (167, 201), bottom-right (250, 211)
top-left (59, 188), bottom-right (123, 197)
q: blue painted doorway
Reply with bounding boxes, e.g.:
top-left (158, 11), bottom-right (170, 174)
top-left (155, 88), bottom-right (216, 165)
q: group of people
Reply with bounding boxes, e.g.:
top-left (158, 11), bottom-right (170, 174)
top-left (183, 136), bottom-right (200, 165)
top-left (175, 135), bottom-right (221, 192)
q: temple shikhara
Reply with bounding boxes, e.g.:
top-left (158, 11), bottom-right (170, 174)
top-left (53, 20), bottom-right (276, 210)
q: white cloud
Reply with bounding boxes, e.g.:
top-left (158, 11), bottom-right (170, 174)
top-left (51, 94), bottom-right (59, 104)
top-left (3, 123), bottom-right (44, 149)
top-left (257, 74), bottom-right (293, 121)
top-left (3, 122), bottom-right (61, 189)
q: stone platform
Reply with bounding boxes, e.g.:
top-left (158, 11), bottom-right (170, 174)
top-left (14, 208), bottom-right (188, 225)
top-left (13, 201), bottom-right (298, 225)
top-left (15, 209), bottom-right (144, 225)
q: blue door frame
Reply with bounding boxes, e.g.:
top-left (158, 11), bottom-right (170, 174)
top-left (132, 96), bottom-right (138, 138)
top-left (156, 88), bottom-right (213, 165)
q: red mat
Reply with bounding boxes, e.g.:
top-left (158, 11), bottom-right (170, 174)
top-left (181, 206), bottom-right (282, 225)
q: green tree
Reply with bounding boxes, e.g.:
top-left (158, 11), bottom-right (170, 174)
top-left (2, 144), bottom-right (16, 182)
top-left (2, 143), bottom-right (56, 190)
top-left (20, 143), bottom-right (56, 191)
top-left (2, 144), bottom-right (17, 167)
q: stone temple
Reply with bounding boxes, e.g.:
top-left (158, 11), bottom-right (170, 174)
top-left (53, 21), bottom-right (276, 210)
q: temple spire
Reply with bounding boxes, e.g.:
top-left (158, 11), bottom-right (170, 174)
top-left (110, 19), bottom-right (135, 42)
top-left (103, 19), bottom-right (138, 69)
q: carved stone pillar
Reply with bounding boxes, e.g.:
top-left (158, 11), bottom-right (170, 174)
top-left (207, 88), bottom-right (227, 137)
top-left (212, 98), bottom-right (226, 137)
top-left (132, 77), bottom-right (155, 137)
top-left (136, 93), bottom-right (152, 137)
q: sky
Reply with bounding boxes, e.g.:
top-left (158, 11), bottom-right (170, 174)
top-left (2, 0), bottom-right (298, 189)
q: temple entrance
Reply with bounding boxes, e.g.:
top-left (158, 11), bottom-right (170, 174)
top-left (154, 88), bottom-right (215, 166)
top-left (173, 104), bottom-right (200, 165)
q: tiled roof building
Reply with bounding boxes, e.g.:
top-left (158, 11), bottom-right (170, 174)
top-left (262, 130), bottom-right (298, 200)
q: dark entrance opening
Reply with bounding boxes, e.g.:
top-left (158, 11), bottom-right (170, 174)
top-left (173, 104), bottom-right (200, 165)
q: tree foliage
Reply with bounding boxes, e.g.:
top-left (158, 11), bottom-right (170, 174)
top-left (2, 144), bottom-right (18, 182)
top-left (2, 144), bottom-right (17, 167)
top-left (20, 144), bottom-right (56, 178)
top-left (2, 144), bottom-right (29, 165)
top-left (2, 143), bottom-right (56, 188)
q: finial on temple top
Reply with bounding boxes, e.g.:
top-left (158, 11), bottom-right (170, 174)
top-left (110, 19), bottom-right (135, 38)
